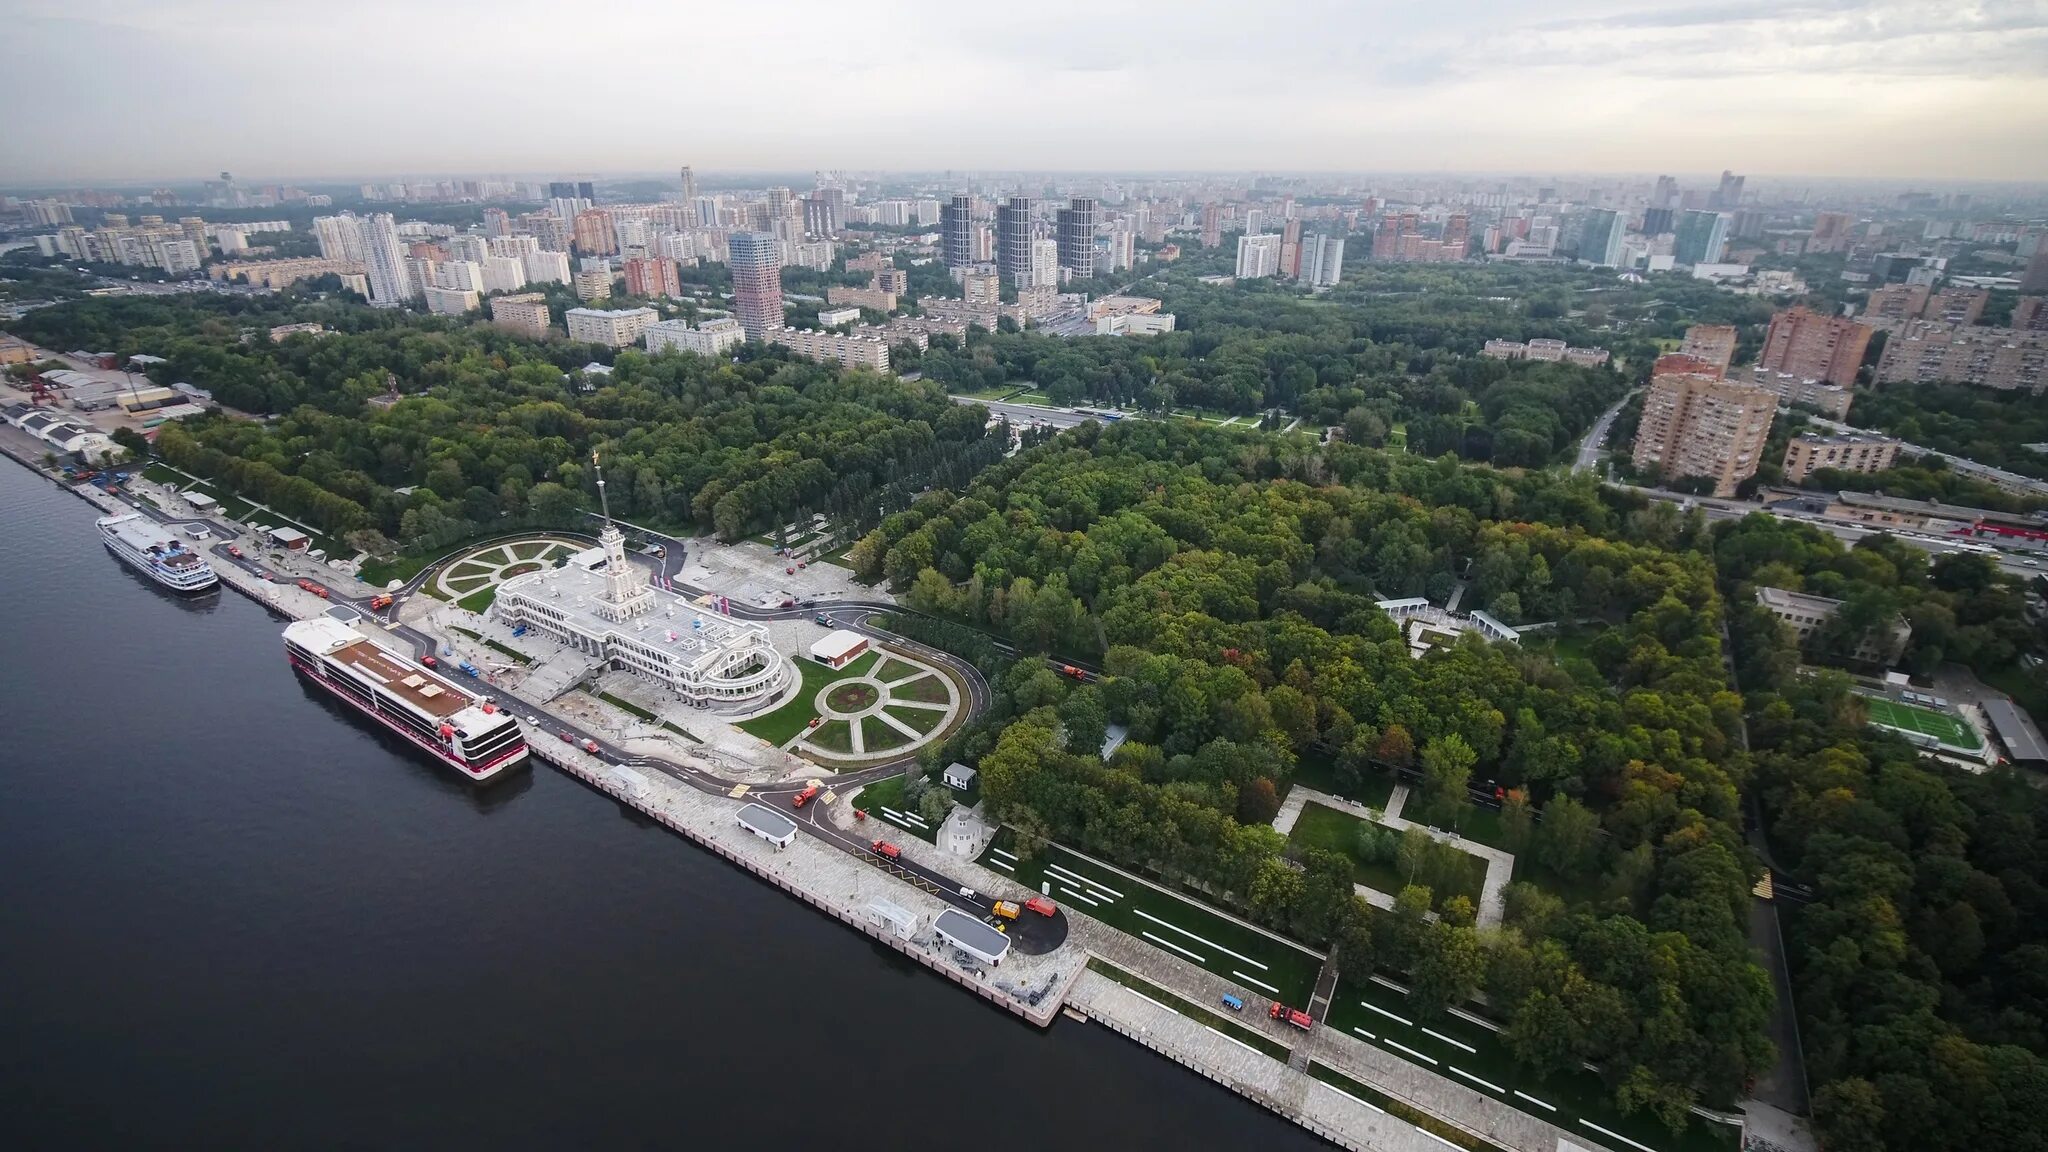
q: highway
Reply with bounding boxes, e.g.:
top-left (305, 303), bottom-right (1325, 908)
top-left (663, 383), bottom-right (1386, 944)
top-left (951, 395), bottom-right (1108, 430)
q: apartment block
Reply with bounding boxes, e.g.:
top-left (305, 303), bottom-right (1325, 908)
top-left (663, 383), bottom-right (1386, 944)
top-left (565, 306), bottom-right (658, 348)
top-left (1781, 433), bottom-right (1901, 483)
top-left (2015, 297), bottom-right (2048, 331)
top-left (623, 257), bottom-right (681, 298)
top-left (1678, 324), bottom-right (1739, 373)
top-left (826, 285), bottom-right (898, 313)
top-left (769, 327), bottom-right (890, 372)
top-left (422, 286), bottom-right (479, 315)
top-left (1236, 233), bottom-right (1282, 278)
top-left (572, 268), bottom-right (613, 301)
top-left (1758, 306), bottom-right (1873, 387)
top-left (490, 293), bottom-right (554, 339)
top-left (1631, 355), bottom-right (1776, 497)
top-left (1875, 321), bottom-right (2048, 392)
top-left (1742, 368), bottom-right (1854, 419)
top-left (644, 317), bottom-right (744, 357)
top-left (1863, 283), bottom-right (1931, 322)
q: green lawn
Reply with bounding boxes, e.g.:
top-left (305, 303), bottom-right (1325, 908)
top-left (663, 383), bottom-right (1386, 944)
top-left (811, 720), bottom-right (854, 753)
top-left (892, 674), bottom-right (951, 704)
top-left (884, 703), bottom-right (945, 735)
top-left (447, 560), bottom-right (495, 581)
top-left (1861, 694), bottom-right (1981, 749)
top-left (951, 383), bottom-right (1021, 401)
top-left (1288, 802), bottom-right (1486, 910)
top-left (457, 585), bottom-right (497, 613)
top-left (861, 714), bottom-right (909, 751)
top-left (873, 656), bottom-right (920, 682)
top-left (737, 651), bottom-right (880, 745)
top-left (1443, 802), bottom-right (1508, 851)
top-left (1325, 977), bottom-right (1739, 1152)
top-left (599, 692), bottom-right (657, 722)
top-left (1009, 390), bottom-right (1055, 404)
top-left (445, 573), bottom-right (489, 592)
top-left (979, 835), bottom-right (1325, 1006)
top-left (854, 773), bottom-right (939, 842)
top-left (1086, 958), bottom-right (1291, 1060)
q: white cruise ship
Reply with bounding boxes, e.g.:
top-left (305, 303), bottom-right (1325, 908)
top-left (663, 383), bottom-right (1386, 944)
top-left (96, 513), bottom-right (219, 593)
top-left (283, 617), bottom-right (529, 782)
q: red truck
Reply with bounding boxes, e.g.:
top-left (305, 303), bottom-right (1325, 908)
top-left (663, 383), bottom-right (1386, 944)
top-left (1059, 664), bottom-right (1087, 680)
top-left (1269, 1003), bottom-right (1314, 1031)
top-left (792, 783), bottom-right (821, 808)
top-left (870, 839), bottom-right (900, 860)
top-left (296, 578), bottom-right (329, 599)
top-left (1024, 896), bottom-right (1058, 917)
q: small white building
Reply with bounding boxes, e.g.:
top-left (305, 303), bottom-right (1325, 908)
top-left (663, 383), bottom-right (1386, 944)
top-left (185, 491), bottom-right (219, 513)
top-left (863, 900), bottom-right (919, 940)
top-left (810, 629), bottom-right (870, 669)
top-left (943, 762), bottom-right (977, 791)
top-left (736, 802), bottom-right (797, 849)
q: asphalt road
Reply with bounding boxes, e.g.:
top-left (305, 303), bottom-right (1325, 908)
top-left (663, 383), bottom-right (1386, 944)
top-left (1573, 389), bottom-right (1637, 474)
top-left (950, 395), bottom-right (1113, 430)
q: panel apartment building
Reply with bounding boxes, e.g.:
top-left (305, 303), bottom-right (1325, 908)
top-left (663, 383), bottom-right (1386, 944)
top-left (1631, 354), bottom-right (1776, 497)
top-left (1758, 306), bottom-right (1873, 388)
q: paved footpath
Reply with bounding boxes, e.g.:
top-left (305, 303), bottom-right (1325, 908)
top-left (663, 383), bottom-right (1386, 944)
top-left (1287, 784), bottom-right (1515, 930)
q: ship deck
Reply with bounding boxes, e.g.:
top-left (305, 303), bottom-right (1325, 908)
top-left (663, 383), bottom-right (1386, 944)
top-left (329, 638), bottom-right (473, 719)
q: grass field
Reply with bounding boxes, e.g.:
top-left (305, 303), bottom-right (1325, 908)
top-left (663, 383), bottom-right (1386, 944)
top-left (457, 586), bottom-right (497, 613)
top-left (1287, 802), bottom-right (1487, 909)
top-left (1862, 695), bottom-right (1981, 749)
top-left (854, 774), bottom-right (937, 842)
top-left (861, 714), bottom-right (909, 751)
top-left (1290, 751), bottom-right (1396, 810)
top-left (1325, 977), bottom-right (1739, 1152)
top-left (738, 651), bottom-right (880, 745)
top-left (873, 656), bottom-right (920, 682)
top-left (892, 674), bottom-right (951, 704)
top-left (979, 836), bottom-right (1325, 1006)
top-left (884, 703), bottom-right (945, 735)
top-left (812, 720), bottom-right (854, 752)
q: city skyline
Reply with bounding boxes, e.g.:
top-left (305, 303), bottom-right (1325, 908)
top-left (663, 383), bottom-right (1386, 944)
top-left (6, 0), bottom-right (2048, 183)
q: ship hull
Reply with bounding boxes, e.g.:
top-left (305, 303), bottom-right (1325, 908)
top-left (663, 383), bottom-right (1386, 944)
top-left (288, 653), bottom-right (527, 783)
top-left (101, 537), bottom-right (219, 594)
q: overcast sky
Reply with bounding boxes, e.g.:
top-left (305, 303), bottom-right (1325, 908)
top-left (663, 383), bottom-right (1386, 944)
top-left (4, 0), bottom-right (2046, 184)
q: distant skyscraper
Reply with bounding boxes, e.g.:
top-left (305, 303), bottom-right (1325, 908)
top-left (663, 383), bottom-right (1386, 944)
top-left (1673, 211), bottom-right (1730, 265)
top-left (1056, 197), bottom-right (1097, 278)
top-left (1299, 234), bottom-right (1345, 287)
top-left (1030, 239), bottom-right (1060, 289)
top-left (1200, 203), bottom-right (1221, 248)
top-left (358, 212), bottom-right (415, 308)
top-left (1809, 212), bottom-right (1854, 254)
top-left (1578, 209), bottom-right (1624, 266)
top-left (1710, 170), bottom-right (1746, 210)
top-left (312, 214), bottom-right (365, 264)
top-left (940, 195), bottom-right (974, 271)
top-left (679, 166), bottom-right (697, 202)
top-left (1642, 207), bottom-right (1675, 236)
top-left (1236, 234), bottom-right (1282, 279)
top-left (2022, 248), bottom-right (2048, 293)
top-left (1281, 217), bottom-right (1303, 279)
top-left (1652, 175), bottom-right (1678, 208)
top-left (997, 197), bottom-right (1034, 287)
top-left (548, 181), bottom-right (576, 199)
top-left (576, 181), bottom-right (595, 201)
top-left (728, 231), bottom-right (784, 341)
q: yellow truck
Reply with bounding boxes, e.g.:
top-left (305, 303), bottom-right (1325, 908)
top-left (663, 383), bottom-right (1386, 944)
top-left (991, 900), bottom-right (1021, 921)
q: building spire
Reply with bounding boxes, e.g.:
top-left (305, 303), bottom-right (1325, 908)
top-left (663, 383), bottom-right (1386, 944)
top-left (593, 448), bottom-right (615, 525)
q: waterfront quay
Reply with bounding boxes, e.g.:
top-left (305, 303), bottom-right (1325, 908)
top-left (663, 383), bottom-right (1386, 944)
top-left (0, 437), bottom-right (1654, 1152)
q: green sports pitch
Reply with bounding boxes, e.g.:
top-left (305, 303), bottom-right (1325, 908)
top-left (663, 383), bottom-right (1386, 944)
top-left (1861, 695), bottom-right (1981, 750)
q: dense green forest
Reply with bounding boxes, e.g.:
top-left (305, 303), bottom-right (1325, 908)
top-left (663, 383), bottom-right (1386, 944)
top-left (6, 293), bottom-right (996, 550)
top-left (1716, 514), bottom-right (2048, 1151)
top-left (892, 421), bottom-right (1771, 1128)
top-left (1852, 383), bottom-right (2048, 480)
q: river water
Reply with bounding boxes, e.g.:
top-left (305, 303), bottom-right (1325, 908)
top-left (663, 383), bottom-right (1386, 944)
top-left (0, 460), bottom-right (1321, 1150)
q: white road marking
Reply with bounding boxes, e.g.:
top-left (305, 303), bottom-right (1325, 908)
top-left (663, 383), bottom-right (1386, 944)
top-left (1370, 974), bottom-right (1410, 994)
top-left (1351, 1026), bottom-right (1377, 1041)
top-left (1045, 862), bottom-right (1125, 898)
top-left (1042, 865), bottom-right (1118, 903)
top-left (1580, 1120), bottom-right (1661, 1152)
top-left (988, 859), bottom-right (1014, 871)
top-left (1415, 1129), bottom-right (1461, 1150)
top-left (1450, 1066), bottom-right (1504, 1093)
top-left (1383, 1039), bottom-right (1437, 1065)
top-left (992, 848), bottom-right (1017, 861)
top-left (1142, 931), bottom-right (1206, 963)
top-left (1132, 909), bottom-right (1270, 971)
top-left (1513, 1090), bottom-right (1557, 1112)
top-left (1233, 970), bottom-right (1281, 995)
top-left (1422, 1027), bottom-right (1476, 1053)
top-left (1312, 1079), bottom-right (1384, 1114)
top-left (1059, 885), bottom-right (1104, 907)
top-left (1360, 1001), bottom-right (1413, 1027)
